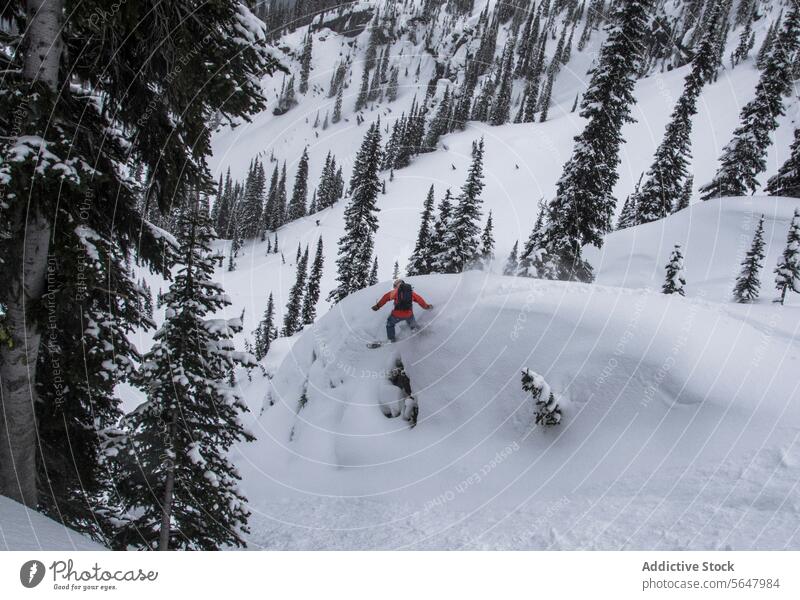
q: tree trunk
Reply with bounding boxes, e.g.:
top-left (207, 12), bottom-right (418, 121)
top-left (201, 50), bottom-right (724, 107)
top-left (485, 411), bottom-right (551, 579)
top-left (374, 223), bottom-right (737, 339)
top-left (158, 412), bottom-right (177, 551)
top-left (0, 211), bottom-right (51, 506)
top-left (0, 0), bottom-right (64, 507)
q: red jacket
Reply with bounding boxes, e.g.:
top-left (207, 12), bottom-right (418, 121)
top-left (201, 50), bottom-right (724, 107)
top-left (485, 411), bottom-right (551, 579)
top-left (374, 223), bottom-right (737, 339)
top-left (375, 288), bottom-right (430, 318)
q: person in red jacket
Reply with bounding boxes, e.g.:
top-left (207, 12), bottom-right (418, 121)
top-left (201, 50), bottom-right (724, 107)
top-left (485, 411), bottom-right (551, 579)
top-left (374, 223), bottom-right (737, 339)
top-left (372, 279), bottom-right (433, 342)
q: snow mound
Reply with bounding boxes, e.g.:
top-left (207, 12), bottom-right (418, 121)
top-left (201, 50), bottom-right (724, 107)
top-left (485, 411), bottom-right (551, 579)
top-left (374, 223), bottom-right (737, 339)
top-left (588, 195), bottom-right (800, 303)
top-left (237, 262), bottom-right (800, 548)
top-left (0, 496), bottom-right (105, 551)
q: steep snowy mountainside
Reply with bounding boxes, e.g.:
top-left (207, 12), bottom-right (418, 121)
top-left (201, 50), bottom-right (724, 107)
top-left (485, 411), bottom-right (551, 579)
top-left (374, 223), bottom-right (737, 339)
top-left (206, 0), bottom-right (799, 349)
top-left (0, 496), bottom-right (105, 550)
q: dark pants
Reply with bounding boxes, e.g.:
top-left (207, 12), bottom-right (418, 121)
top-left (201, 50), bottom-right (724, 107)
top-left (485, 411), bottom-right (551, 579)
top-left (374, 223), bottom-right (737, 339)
top-left (386, 314), bottom-right (417, 341)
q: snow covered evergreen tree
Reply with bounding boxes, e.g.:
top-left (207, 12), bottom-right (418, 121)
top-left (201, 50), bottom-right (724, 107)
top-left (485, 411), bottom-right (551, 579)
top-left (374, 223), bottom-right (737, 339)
top-left (539, 0), bottom-right (651, 282)
top-left (521, 370), bottom-right (562, 427)
top-left (701, 5), bottom-right (800, 200)
top-left (332, 86), bottom-right (344, 123)
top-left (438, 139), bottom-right (486, 272)
top-left (504, 241), bottom-right (519, 276)
top-left (0, 0), bottom-right (280, 522)
top-left (635, 1), bottom-right (721, 224)
top-left (674, 176), bottom-right (693, 213)
top-left (662, 245), bottom-right (687, 296)
top-left (429, 189), bottom-right (455, 274)
top-left (284, 245), bottom-right (309, 336)
top-left (254, 293), bottom-right (277, 361)
top-left (766, 128), bottom-right (800, 198)
top-left (406, 185), bottom-right (436, 276)
top-left (116, 200), bottom-right (255, 550)
top-left (299, 32), bottom-right (313, 94)
top-left (733, 215), bottom-right (766, 303)
top-left (302, 238), bottom-right (324, 326)
top-left (328, 121), bottom-right (383, 302)
top-left (479, 210), bottom-right (496, 268)
top-left (288, 147), bottom-right (310, 220)
top-left (774, 209), bottom-right (800, 305)
top-left (369, 257), bottom-right (380, 286)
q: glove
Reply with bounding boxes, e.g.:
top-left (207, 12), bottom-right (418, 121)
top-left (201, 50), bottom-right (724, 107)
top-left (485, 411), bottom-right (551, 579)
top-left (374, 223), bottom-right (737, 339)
top-left (426, 304), bottom-right (434, 310)
top-left (371, 305), bottom-right (379, 311)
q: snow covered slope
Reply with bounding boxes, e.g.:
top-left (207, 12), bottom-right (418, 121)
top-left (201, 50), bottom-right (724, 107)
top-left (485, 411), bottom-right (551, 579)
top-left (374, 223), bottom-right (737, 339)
top-left (0, 497), bottom-right (105, 551)
top-left (233, 195), bottom-right (800, 549)
top-left (206, 1), bottom-right (799, 349)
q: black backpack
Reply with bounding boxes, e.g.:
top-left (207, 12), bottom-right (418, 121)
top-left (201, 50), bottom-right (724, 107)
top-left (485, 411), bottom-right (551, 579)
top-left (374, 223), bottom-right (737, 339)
top-left (395, 283), bottom-right (413, 311)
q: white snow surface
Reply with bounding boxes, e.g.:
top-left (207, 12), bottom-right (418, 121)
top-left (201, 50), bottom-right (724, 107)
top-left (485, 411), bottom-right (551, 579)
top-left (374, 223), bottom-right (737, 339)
top-left (0, 496), bottom-right (105, 551)
top-left (232, 197), bottom-right (800, 550)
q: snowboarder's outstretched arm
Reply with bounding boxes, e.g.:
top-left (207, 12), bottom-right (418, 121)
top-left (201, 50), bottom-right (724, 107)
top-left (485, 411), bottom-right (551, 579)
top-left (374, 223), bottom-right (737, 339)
top-left (412, 292), bottom-right (433, 310)
top-left (372, 290), bottom-right (393, 311)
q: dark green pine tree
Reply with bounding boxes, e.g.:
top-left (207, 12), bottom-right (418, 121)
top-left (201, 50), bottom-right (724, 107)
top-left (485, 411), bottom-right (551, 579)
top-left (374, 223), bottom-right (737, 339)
top-left (662, 245), bottom-right (687, 296)
top-left (386, 66), bottom-right (400, 102)
top-left (701, 6), bottom-right (800, 200)
top-left (393, 260), bottom-right (400, 280)
top-left (116, 200), bottom-right (255, 550)
top-left (355, 64), bottom-right (370, 111)
top-left (0, 0), bottom-right (280, 522)
top-left (674, 176), bottom-right (693, 213)
top-left (756, 16), bottom-right (779, 70)
top-left (732, 4), bottom-right (756, 67)
top-left (288, 147), bottom-right (310, 220)
top-left (299, 32), bottom-right (313, 94)
top-left (470, 80), bottom-right (494, 122)
top-left (539, 0), bottom-right (651, 282)
top-left (273, 162), bottom-right (288, 227)
top-left (302, 238), bottom-right (324, 326)
top-left (283, 245), bottom-right (309, 336)
top-left (616, 194), bottom-right (637, 230)
top-left (479, 210), bottom-right (496, 268)
top-left (317, 151), bottom-right (336, 209)
top-left (537, 55), bottom-right (559, 122)
top-left (264, 163), bottom-right (280, 232)
top-left (452, 56), bottom-right (479, 131)
top-left (489, 39), bottom-right (516, 126)
top-left (254, 292), bottom-right (276, 361)
top-left (368, 256), bottom-right (380, 286)
top-left (407, 185), bottom-right (437, 276)
top-left (635, 1), bottom-right (722, 224)
top-left (328, 121), bottom-right (384, 302)
top-left (423, 88), bottom-right (452, 151)
top-left (774, 208), bottom-right (800, 305)
top-left (332, 86), bottom-right (344, 123)
top-left (503, 240), bottom-right (519, 275)
top-left (766, 128), bottom-right (800, 198)
top-left (429, 189), bottom-right (455, 274)
top-left (733, 215), bottom-right (766, 303)
top-left (215, 168), bottom-right (234, 237)
top-left (439, 138), bottom-right (486, 272)
top-left (517, 203), bottom-right (549, 278)
top-left (241, 158), bottom-right (266, 238)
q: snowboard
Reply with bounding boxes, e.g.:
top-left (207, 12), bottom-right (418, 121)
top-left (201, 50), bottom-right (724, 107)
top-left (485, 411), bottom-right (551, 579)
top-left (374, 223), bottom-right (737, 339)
top-left (367, 327), bottom-right (430, 348)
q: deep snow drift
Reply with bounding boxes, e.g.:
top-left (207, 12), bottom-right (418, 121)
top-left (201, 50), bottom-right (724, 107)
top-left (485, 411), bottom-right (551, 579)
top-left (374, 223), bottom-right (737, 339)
top-left (232, 198), bottom-right (800, 550)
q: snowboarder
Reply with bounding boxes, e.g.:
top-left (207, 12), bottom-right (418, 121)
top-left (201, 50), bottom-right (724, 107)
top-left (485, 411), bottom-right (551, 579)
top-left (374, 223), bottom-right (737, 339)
top-left (372, 279), bottom-right (432, 342)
